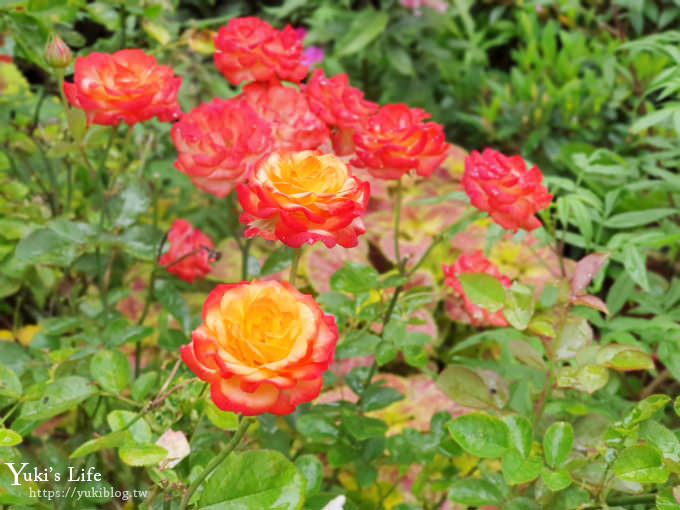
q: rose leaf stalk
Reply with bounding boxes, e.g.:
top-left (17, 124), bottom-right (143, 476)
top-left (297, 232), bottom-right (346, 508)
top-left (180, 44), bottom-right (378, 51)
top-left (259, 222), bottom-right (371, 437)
top-left (179, 416), bottom-right (253, 510)
top-left (358, 178), bottom-right (405, 409)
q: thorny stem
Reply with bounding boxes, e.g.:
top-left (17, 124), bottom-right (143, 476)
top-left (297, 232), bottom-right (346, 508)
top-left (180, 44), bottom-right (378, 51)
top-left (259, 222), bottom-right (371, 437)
top-left (178, 416), bottom-right (253, 510)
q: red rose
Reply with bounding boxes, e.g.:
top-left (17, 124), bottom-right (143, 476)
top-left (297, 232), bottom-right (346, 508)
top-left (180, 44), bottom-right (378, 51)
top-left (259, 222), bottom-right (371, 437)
top-left (63, 49), bottom-right (181, 126)
top-left (237, 151), bottom-right (369, 248)
top-left (213, 17), bottom-right (307, 85)
top-left (159, 220), bottom-right (214, 284)
top-left (170, 98), bottom-right (272, 198)
top-left (352, 104), bottom-right (449, 180)
top-left (238, 81), bottom-right (329, 151)
top-left (304, 70), bottom-right (377, 155)
top-left (442, 251), bottom-right (511, 327)
top-left (463, 149), bottom-right (552, 231)
top-left (181, 280), bottom-right (338, 415)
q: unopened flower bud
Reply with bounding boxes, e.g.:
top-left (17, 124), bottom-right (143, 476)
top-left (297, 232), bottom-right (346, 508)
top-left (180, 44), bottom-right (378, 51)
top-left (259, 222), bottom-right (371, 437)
top-left (45, 35), bottom-right (72, 69)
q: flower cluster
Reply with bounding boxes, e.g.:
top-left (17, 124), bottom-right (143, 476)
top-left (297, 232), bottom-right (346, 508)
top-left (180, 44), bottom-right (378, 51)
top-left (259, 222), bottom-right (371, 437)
top-left (61, 15), bottom-right (554, 417)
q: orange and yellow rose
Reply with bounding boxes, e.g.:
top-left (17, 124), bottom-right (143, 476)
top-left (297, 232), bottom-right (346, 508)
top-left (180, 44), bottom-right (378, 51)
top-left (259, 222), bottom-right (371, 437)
top-left (236, 151), bottom-right (369, 248)
top-left (180, 280), bottom-right (338, 415)
top-left (63, 49), bottom-right (181, 126)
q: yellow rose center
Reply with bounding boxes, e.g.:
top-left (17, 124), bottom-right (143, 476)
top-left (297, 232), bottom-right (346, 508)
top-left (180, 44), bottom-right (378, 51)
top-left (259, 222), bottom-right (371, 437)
top-left (266, 152), bottom-right (348, 196)
top-left (211, 283), bottom-right (306, 366)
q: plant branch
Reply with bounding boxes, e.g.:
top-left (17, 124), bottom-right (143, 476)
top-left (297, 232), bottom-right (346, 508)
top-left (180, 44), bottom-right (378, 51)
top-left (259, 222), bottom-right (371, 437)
top-left (179, 416), bottom-right (253, 510)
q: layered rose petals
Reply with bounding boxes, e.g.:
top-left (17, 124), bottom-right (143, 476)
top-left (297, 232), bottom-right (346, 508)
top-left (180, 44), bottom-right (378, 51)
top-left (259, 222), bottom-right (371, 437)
top-left (238, 81), bottom-right (329, 151)
top-left (159, 220), bottom-right (214, 284)
top-left (170, 98), bottom-right (272, 198)
top-left (463, 148), bottom-right (552, 231)
top-left (237, 151), bottom-right (369, 248)
top-left (304, 70), bottom-right (377, 155)
top-left (63, 49), bottom-right (181, 126)
top-left (352, 103), bottom-right (449, 180)
top-left (442, 251), bottom-right (511, 327)
top-left (214, 17), bottom-right (307, 85)
top-left (180, 280), bottom-right (338, 416)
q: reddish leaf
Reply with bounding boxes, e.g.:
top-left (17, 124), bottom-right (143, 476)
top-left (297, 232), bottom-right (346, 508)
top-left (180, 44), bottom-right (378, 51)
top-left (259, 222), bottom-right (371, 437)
top-left (571, 253), bottom-right (610, 296)
top-left (571, 294), bottom-right (610, 315)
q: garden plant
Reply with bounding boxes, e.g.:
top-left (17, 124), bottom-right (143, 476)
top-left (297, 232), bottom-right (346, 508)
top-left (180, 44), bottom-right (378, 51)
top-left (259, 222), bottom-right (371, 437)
top-left (1, 1), bottom-right (680, 509)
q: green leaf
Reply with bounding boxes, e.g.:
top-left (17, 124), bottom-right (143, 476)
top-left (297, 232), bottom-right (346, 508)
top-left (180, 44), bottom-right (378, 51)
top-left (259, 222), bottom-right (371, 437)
top-left (502, 449), bottom-right (542, 485)
top-left (604, 208), bottom-right (676, 228)
top-left (90, 350), bottom-right (131, 393)
top-left (343, 414), bottom-right (387, 440)
top-left (656, 488), bottom-right (680, 510)
top-left (70, 430), bottom-right (132, 458)
top-left (154, 280), bottom-right (191, 333)
top-left (504, 415), bottom-right (533, 458)
top-left (675, 396), bottom-right (680, 417)
top-left (205, 400), bottom-right (239, 430)
top-left (437, 365), bottom-right (493, 409)
top-left (554, 316), bottom-right (593, 360)
top-left (375, 340), bottom-right (398, 366)
top-left (640, 420), bottom-right (680, 462)
top-left (335, 332), bottom-right (381, 359)
top-left (361, 385), bottom-right (403, 412)
top-left (613, 445), bottom-right (669, 483)
top-left (19, 376), bottom-right (97, 422)
top-left (0, 428), bottom-right (22, 447)
top-left (260, 247), bottom-right (294, 276)
top-left (131, 371), bottom-right (158, 401)
top-left (294, 454), bottom-right (323, 497)
top-left (67, 107), bottom-right (87, 143)
top-left (556, 365), bottom-right (609, 394)
top-left (119, 444), bottom-right (168, 466)
top-left (541, 467), bottom-right (572, 491)
top-left (335, 9), bottom-right (388, 57)
top-left (448, 413), bottom-right (510, 458)
top-left (330, 262), bottom-right (380, 294)
top-left (621, 394), bottom-right (670, 428)
top-left (543, 422), bottom-right (573, 468)
top-left (111, 183), bottom-right (150, 228)
top-left (14, 228), bottom-right (78, 266)
top-left (596, 344), bottom-right (654, 371)
top-left (296, 414), bottom-right (339, 442)
top-left (107, 410), bottom-right (151, 444)
top-left (387, 45), bottom-right (414, 76)
top-left (623, 245), bottom-right (650, 292)
top-left (448, 478), bottom-right (503, 507)
top-left (0, 364), bottom-right (22, 400)
top-left (457, 273), bottom-right (506, 313)
top-left (504, 283), bottom-right (535, 330)
top-left (200, 450), bottom-right (305, 510)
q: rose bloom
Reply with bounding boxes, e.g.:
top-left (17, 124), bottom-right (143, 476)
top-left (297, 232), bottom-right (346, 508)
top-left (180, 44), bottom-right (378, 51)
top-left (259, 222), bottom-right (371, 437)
top-left (238, 81), bottom-right (328, 151)
top-left (304, 70), bottom-right (377, 155)
top-left (353, 103), bottom-right (449, 180)
top-left (181, 280), bottom-right (338, 415)
top-left (214, 17), bottom-right (307, 85)
top-left (170, 98), bottom-right (272, 198)
top-left (463, 148), bottom-right (552, 231)
top-left (63, 49), bottom-right (181, 126)
top-left (442, 251), bottom-right (511, 327)
top-left (237, 151), bottom-right (369, 248)
top-left (159, 220), bottom-right (214, 284)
